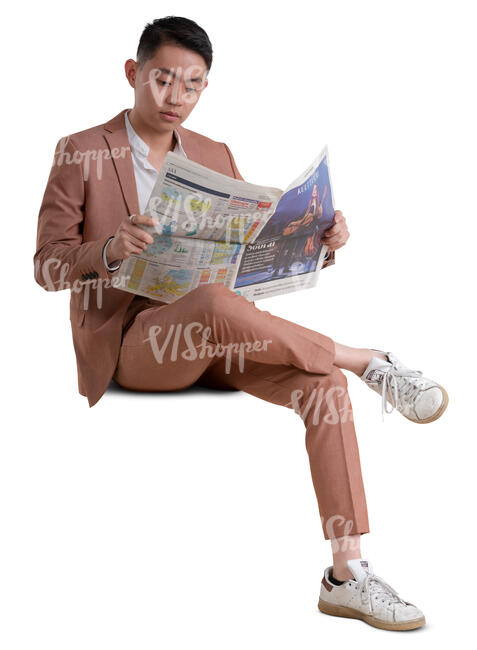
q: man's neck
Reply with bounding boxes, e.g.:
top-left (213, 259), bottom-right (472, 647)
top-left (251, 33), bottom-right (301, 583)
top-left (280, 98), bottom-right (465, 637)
top-left (128, 108), bottom-right (176, 154)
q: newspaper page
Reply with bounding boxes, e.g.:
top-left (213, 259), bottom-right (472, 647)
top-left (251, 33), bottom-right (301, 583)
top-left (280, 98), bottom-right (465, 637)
top-left (233, 147), bottom-right (335, 300)
top-left (115, 147), bottom-right (334, 303)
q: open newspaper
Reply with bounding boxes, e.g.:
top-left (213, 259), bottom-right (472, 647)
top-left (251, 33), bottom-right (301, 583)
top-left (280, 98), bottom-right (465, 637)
top-left (115, 146), bottom-right (335, 303)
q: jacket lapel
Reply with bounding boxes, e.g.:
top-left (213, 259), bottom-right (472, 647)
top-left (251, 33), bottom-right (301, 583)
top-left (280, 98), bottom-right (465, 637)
top-left (103, 109), bottom-right (140, 216)
top-left (176, 124), bottom-right (205, 166)
top-left (103, 109), bottom-right (204, 216)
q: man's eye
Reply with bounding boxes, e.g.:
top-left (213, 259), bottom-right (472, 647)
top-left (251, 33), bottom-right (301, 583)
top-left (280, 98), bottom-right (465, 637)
top-left (157, 80), bottom-right (198, 92)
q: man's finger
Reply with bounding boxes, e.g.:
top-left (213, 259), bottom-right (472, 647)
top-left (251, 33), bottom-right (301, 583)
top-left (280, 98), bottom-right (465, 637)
top-left (126, 231), bottom-right (154, 248)
top-left (323, 226), bottom-right (339, 237)
top-left (126, 242), bottom-right (148, 256)
top-left (131, 213), bottom-right (159, 227)
top-left (128, 225), bottom-right (155, 245)
top-left (323, 233), bottom-right (343, 246)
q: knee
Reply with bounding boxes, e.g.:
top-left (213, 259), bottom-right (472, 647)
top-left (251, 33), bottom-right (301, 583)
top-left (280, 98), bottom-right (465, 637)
top-left (320, 367), bottom-right (351, 414)
top-left (307, 366), bottom-right (349, 406)
top-left (301, 367), bottom-right (352, 431)
top-left (290, 366), bottom-right (348, 407)
top-left (185, 283), bottom-right (236, 317)
top-left (311, 366), bottom-right (349, 400)
top-left (327, 366), bottom-right (349, 390)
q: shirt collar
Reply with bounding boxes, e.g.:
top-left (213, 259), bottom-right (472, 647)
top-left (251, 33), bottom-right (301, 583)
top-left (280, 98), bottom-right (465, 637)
top-left (124, 109), bottom-right (186, 158)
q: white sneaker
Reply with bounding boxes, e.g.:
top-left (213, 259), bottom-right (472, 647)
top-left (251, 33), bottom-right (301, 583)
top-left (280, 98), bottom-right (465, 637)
top-left (360, 349), bottom-right (449, 423)
top-left (318, 558), bottom-right (426, 631)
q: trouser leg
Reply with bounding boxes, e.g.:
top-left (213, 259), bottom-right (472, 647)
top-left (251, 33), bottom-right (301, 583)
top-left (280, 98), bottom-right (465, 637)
top-left (113, 283), bottom-right (336, 391)
top-left (195, 357), bottom-right (370, 540)
top-left (112, 284), bottom-right (369, 539)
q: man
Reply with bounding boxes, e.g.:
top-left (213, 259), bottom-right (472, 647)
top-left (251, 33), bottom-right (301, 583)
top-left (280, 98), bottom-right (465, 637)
top-left (34, 16), bottom-right (449, 631)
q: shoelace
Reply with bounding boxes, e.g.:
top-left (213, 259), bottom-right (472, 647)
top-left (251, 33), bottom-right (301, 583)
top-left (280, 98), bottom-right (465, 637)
top-left (357, 573), bottom-right (407, 614)
top-left (379, 365), bottom-right (427, 421)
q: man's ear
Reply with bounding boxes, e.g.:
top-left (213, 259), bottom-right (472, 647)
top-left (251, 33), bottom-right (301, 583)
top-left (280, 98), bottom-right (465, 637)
top-left (125, 59), bottom-right (137, 88)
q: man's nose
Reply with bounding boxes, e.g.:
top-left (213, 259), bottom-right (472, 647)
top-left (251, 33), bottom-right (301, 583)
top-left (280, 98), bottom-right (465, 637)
top-left (169, 79), bottom-right (187, 104)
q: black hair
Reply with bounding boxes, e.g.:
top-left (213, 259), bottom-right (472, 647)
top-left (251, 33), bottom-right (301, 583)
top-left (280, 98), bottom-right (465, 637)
top-left (136, 16), bottom-right (213, 72)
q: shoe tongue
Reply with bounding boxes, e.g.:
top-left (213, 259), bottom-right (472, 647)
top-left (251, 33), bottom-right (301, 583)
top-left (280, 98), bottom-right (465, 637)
top-left (385, 351), bottom-right (415, 374)
top-left (347, 558), bottom-right (373, 581)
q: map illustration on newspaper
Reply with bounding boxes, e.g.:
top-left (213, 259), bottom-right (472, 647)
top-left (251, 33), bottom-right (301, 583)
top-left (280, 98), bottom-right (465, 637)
top-left (115, 146), bottom-right (336, 303)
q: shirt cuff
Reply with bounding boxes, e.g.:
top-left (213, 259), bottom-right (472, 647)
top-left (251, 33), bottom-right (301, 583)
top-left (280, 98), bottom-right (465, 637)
top-left (102, 236), bottom-right (122, 271)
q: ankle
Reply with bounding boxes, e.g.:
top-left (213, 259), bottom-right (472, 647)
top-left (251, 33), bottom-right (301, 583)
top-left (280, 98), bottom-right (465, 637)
top-left (332, 566), bottom-right (354, 582)
top-left (372, 349), bottom-right (388, 363)
top-left (354, 349), bottom-right (388, 376)
top-left (351, 349), bottom-right (375, 377)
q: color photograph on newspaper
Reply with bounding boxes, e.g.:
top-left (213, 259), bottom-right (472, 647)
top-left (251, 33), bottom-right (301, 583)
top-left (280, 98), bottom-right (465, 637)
top-left (232, 147), bottom-right (335, 300)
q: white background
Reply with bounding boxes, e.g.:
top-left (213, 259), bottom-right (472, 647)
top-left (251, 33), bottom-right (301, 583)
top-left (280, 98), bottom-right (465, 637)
top-left (2, 0), bottom-right (475, 647)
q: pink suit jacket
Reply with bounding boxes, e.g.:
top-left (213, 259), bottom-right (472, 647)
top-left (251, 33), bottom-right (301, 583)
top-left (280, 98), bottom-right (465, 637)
top-left (34, 108), bottom-right (335, 407)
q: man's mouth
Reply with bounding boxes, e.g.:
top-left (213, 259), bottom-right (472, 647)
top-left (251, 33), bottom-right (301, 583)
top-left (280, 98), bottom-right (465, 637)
top-left (160, 111), bottom-right (180, 117)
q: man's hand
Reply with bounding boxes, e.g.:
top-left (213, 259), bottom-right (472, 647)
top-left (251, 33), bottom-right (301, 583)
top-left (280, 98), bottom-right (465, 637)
top-left (107, 213), bottom-right (158, 265)
top-left (321, 210), bottom-right (349, 252)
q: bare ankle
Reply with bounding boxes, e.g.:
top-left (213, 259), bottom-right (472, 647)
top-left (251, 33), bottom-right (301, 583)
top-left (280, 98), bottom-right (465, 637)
top-left (354, 349), bottom-right (387, 376)
top-left (334, 343), bottom-right (387, 376)
top-left (372, 350), bottom-right (388, 362)
top-left (332, 567), bottom-right (354, 582)
top-left (330, 533), bottom-right (361, 581)
top-left (352, 349), bottom-right (374, 376)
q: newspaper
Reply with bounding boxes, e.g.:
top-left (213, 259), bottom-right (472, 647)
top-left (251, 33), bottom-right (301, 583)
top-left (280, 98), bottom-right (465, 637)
top-left (115, 145), bottom-right (335, 303)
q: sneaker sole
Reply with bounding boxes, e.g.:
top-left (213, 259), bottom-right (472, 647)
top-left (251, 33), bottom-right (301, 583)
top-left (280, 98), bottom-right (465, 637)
top-left (318, 597), bottom-right (426, 631)
top-left (402, 383), bottom-right (449, 424)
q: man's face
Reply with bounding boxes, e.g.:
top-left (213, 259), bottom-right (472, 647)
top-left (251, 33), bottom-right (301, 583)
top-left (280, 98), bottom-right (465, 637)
top-left (125, 42), bottom-right (208, 131)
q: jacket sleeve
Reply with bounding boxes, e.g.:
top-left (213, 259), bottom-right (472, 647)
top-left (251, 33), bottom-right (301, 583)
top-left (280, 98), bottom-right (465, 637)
top-left (33, 135), bottom-right (118, 292)
top-left (223, 142), bottom-right (245, 181)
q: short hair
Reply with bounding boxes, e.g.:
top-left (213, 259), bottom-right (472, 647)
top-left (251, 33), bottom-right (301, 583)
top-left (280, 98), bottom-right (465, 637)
top-left (137, 16), bottom-right (213, 72)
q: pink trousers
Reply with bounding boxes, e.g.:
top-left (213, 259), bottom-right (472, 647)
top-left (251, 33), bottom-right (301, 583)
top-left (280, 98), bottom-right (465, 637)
top-left (112, 283), bottom-right (370, 540)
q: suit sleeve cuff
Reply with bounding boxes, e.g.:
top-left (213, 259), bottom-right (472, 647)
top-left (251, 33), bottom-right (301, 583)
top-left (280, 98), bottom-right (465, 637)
top-left (102, 236), bottom-right (122, 272)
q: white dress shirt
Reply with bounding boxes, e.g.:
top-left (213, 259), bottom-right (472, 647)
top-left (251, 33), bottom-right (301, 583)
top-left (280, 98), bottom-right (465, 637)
top-left (102, 109), bottom-right (187, 271)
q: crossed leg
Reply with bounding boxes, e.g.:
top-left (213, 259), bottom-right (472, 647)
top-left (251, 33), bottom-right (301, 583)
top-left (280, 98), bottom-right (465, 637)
top-left (113, 283), bottom-right (371, 578)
